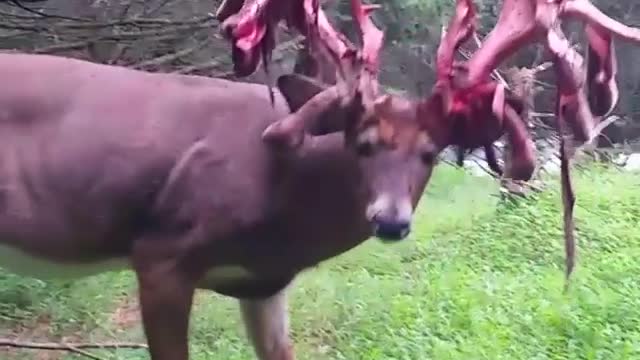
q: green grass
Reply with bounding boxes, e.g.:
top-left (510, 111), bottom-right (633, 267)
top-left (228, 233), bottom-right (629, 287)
top-left (1, 163), bottom-right (639, 359)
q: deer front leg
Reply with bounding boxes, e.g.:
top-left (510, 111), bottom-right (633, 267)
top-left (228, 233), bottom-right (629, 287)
top-left (134, 256), bottom-right (197, 360)
top-left (240, 288), bottom-right (295, 360)
top-left (455, 146), bottom-right (465, 167)
top-left (484, 144), bottom-right (504, 176)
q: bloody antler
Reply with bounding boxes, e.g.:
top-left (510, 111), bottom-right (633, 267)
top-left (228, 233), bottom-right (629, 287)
top-left (256, 0), bottom-right (385, 148)
top-left (433, 0), bottom-right (640, 285)
top-left (217, 0), bottom-right (363, 78)
top-left (430, 0), bottom-right (536, 182)
top-left (584, 23), bottom-right (618, 118)
top-left (435, 0), bottom-right (477, 85)
top-left (350, 0), bottom-right (384, 73)
top-left (459, 0), bottom-right (640, 145)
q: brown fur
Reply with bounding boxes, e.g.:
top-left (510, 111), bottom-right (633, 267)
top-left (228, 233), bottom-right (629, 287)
top-left (0, 52), bottom-right (433, 360)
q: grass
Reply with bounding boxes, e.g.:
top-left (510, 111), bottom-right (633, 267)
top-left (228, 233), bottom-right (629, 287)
top-left (1, 163), bottom-right (639, 359)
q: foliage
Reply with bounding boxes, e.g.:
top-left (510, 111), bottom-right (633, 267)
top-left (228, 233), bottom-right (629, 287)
top-left (1, 163), bottom-right (639, 359)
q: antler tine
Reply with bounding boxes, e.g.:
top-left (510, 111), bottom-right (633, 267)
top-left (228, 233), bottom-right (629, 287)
top-left (261, 0), bottom-right (370, 148)
top-left (350, 0), bottom-right (384, 74)
top-left (218, 0), bottom-right (275, 77)
top-left (302, 0), bottom-right (361, 89)
top-left (561, 0), bottom-right (640, 45)
top-left (435, 0), bottom-right (476, 83)
top-left (584, 23), bottom-right (618, 118)
top-left (463, 0), bottom-right (537, 86)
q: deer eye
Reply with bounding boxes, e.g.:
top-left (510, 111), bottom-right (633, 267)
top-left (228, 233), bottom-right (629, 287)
top-left (355, 126), bottom-right (380, 157)
top-left (356, 141), bottom-right (375, 157)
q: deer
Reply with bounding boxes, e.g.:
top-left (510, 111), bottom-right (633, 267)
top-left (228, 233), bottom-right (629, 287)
top-left (0, 1), bottom-right (451, 359)
top-left (220, 0), bottom-right (640, 284)
top-left (1, 0), bottom-right (637, 359)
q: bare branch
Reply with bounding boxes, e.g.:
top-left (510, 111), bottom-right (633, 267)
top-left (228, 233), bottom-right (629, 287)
top-left (32, 41), bottom-right (90, 54)
top-left (4, 0), bottom-right (91, 22)
top-left (132, 40), bottom-right (210, 69)
top-left (0, 338), bottom-right (148, 350)
top-left (0, 338), bottom-right (148, 360)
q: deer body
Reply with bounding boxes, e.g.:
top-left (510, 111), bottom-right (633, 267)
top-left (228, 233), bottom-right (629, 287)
top-left (0, 53), bottom-right (428, 360)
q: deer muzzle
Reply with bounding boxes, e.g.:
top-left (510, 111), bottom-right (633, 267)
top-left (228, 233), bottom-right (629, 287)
top-left (366, 193), bottom-right (413, 241)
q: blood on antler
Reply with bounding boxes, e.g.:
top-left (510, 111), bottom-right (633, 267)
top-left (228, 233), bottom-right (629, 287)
top-left (243, 0), bottom-right (386, 148)
top-left (428, 0), bottom-right (536, 182)
top-left (432, 0), bottom-right (640, 285)
top-left (457, 0), bottom-right (640, 145)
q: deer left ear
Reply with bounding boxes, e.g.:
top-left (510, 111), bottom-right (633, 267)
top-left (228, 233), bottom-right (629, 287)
top-left (274, 74), bottom-right (353, 136)
top-left (277, 74), bottom-right (329, 112)
top-left (263, 74), bottom-right (355, 149)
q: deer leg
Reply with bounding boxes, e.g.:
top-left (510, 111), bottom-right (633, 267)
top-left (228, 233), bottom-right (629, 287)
top-left (240, 288), bottom-right (295, 360)
top-left (456, 146), bottom-right (465, 167)
top-left (133, 254), bottom-right (197, 360)
top-left (484, 144), bottom-right (503, 176)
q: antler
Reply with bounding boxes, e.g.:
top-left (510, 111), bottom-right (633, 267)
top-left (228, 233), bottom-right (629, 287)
top-left (217, 0), bottom-right (367, 78)
top-left (435, 0), bottom-right (476, 85)
top-left (259, 0), bottom-right (385, 148)
top-left (431, 0), bottom-right (640, 284)
top-left (584, 23), bottom-right (618, 118)
top-left (457, 0), bottom-right (640, 144)
top-left (428, 0), bottom-right (536, 182)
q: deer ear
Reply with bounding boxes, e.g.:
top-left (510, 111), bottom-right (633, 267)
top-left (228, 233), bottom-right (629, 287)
top-left (277, 74), bottom-right (329, 112)
top-left (275, 74), bottom-right (350, 136)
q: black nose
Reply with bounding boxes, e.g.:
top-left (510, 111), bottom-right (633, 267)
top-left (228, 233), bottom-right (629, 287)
top-left (371, 215), bottom-right (411, 241)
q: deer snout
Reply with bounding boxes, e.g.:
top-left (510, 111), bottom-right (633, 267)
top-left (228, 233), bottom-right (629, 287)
top-left (366, 194), bottom-right (413, 242)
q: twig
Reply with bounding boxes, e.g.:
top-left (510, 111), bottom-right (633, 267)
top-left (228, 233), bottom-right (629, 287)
top-left (0, 339), bottom-right (148, 350)
top-left (530, 112), bottom-right (556, 118)
top-left (145, 0), bottom-right (175, 17)
top-left (5, 0), bottom-right (91, 22)
top-left (0, 20), bottom-right (214, 39)
top-left (132, 40), bottom-right (209, 69)
top-left (175, 35), bottom-right (302, 75)
top-left (33, 41), bottom-right (90, 54)
top-left (0, 339), bottom-right (148, 360)
top-left (532, 61), bottom-right (553, 73)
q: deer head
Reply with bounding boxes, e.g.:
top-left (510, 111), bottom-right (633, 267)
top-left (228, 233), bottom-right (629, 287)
top-left (219, 0), bottom-right (443, 241)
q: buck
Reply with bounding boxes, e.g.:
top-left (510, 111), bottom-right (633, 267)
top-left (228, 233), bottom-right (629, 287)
top-left (0, 1), bottom-right (448, 359)
top-left (2, 0), bottom-right (639, 358)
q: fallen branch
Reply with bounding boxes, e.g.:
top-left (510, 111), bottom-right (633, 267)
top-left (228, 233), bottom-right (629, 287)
top-left (0, 339), bottom-right (148, 350)
top-left (0, 339), bottom-right (148, 360)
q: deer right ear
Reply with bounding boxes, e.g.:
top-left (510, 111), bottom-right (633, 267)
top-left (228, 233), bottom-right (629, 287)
top-left (277, 74), bottom-right (329, 112)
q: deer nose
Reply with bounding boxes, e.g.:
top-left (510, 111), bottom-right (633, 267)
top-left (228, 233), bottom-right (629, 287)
top-left (371, 214), bottom-right (412, 241)
top-left (366, 194), bottom-right (413, 241)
